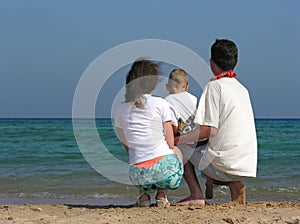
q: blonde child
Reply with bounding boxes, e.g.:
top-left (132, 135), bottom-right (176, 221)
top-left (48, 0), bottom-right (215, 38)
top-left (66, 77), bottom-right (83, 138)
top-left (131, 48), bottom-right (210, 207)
top-left (165, 68), bottom-right (208, 206)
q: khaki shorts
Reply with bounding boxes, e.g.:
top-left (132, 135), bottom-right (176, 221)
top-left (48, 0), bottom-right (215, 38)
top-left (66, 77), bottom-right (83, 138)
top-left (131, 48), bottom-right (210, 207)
top-left (180, 144), bottom-right (243, 182)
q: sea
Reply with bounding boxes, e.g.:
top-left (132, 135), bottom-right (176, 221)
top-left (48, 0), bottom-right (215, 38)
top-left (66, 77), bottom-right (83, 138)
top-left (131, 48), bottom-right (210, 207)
top-left (0, 118), bottom-right (299, 205)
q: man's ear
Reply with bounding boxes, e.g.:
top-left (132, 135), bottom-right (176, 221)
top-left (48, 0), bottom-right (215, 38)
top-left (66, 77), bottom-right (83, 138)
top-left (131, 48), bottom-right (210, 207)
top-left (210, 58), bottom-right (216, 68)
top-left (210, 59), bottom-right (221, 74)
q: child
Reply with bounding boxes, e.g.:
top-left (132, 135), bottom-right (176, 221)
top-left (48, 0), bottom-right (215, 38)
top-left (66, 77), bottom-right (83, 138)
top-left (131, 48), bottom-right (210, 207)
top-left (114, 59), bottom-right (183, 208)
top-left (165, 68), bottom-right (198, 137)
top-left (165, 68), bottom-right (208, 206)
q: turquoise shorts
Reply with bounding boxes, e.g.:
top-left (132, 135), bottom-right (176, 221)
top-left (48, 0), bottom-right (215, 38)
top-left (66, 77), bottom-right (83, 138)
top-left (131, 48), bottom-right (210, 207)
top-left (129, 154), bottom-right (183, 194)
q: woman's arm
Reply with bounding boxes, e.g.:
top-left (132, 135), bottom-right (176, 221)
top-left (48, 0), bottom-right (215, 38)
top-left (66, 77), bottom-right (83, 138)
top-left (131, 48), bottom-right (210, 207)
top-left (163, 121), bottom-right (175, 149)
top-left (117, 128), bottom-right (129, 152)
top-left (172, 125), bottom-right (179, 136)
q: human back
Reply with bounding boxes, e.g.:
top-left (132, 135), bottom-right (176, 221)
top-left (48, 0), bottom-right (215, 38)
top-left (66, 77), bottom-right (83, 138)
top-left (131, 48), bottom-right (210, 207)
top-left (198, 77), bottom-right (257, 177)
top-left (165, 68), bottom-right (198, 135)
top-left (114, 59), bottom-right (175, 164)
top-left (175, 39), bottom-right (257, 205)
top-left (194, 39), bottom-right (257, 176)
top-left (116, 94), bottom-right (175, 165)
top-left (114, 59), bottom-right (183, 207)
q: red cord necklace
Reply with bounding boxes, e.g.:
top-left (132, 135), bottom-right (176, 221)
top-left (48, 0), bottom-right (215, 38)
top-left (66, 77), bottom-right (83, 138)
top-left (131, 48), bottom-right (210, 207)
top-left (210, 70), bottom-right (237, 81)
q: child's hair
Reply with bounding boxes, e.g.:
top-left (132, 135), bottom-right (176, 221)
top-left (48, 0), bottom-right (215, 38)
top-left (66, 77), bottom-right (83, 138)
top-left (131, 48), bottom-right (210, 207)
top-left (211, 39), bottom-right (238, 71)
top-left (168, 68), bottom-right (188, 89)
top-left (125, 59), bottom-right (161, 108)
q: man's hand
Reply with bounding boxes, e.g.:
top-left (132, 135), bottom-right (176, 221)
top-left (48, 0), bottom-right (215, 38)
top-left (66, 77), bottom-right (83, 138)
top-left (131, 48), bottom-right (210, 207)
top-left (175, 125), bottom-right (217, 145)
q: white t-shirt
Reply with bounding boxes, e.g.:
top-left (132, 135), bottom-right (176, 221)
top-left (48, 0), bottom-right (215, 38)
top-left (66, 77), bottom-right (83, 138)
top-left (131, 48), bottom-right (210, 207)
top-left (165, 91), bottom-right (198, 146)
top-left (194, 78), bottom-right (257, 177)
top-left (114, 94), bottom-right (174, 165)
top-left (165, 91), bottom-right (198, 124)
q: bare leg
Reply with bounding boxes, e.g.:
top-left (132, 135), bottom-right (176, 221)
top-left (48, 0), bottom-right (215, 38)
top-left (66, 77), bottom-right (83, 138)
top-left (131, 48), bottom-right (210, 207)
top-left (176, 161), bottom-right (205, 206)
top-left (205, 176), bottom-right (214, 199)
top-left (172, 146), bottom-right (183, 163)
top-left (228, 181), bottom-right (246, 204)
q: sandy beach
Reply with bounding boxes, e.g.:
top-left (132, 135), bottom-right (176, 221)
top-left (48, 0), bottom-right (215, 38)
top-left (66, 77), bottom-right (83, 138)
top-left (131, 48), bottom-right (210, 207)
top-left (1, 202), bottom-right (299, 224)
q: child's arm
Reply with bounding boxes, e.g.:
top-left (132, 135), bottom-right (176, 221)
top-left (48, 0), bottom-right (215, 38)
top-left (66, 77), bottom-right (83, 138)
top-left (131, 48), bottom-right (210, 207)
top-left (117, 128), bottom-right (129, 152)
top-left (172, 125), bottom-right (179, 136)
top-left (163, 121), bottom-right (175, 149)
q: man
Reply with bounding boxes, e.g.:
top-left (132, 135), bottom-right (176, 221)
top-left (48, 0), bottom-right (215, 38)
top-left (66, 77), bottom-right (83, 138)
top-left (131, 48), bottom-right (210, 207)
top-left (176, 39), bottom-right (257, 205)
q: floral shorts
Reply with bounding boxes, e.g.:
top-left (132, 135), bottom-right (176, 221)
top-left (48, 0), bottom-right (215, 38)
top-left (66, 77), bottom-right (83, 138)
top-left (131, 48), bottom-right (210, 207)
top-left (129, 154), bottom-right (183, 194)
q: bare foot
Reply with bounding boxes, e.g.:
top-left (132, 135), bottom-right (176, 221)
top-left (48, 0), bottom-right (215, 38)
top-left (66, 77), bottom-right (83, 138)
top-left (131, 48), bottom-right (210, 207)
top-left (156, 190), bottom-right (167, 200)
top-left (140, 193), bottom-right (150, 202)
top-left (155, 190), bottom-right (170, 208)
top-left (229, 181), bottom-right (246, 204)
top-left (176, 196), bottom-right (205, 206)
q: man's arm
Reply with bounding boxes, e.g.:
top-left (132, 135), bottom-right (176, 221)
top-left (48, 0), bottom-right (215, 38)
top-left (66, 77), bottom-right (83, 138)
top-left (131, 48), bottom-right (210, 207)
top-left (175, 125), bottom-right (217, 145)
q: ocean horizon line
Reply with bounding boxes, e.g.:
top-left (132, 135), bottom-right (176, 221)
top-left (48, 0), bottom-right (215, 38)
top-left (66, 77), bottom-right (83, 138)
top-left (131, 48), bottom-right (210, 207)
top-left (0, 117), bottom-right (299, 120)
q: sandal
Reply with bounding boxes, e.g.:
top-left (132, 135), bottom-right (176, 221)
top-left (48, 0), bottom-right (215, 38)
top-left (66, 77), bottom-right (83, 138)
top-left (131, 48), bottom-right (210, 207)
top-left (156, 190), bottom-right (170, 208)
top-left (135, 193), bottom-right (151, 207)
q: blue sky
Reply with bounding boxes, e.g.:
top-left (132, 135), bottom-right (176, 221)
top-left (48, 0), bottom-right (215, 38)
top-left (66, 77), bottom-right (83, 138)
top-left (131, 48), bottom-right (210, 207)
top-left (0, 0), bottom-right (299, 118)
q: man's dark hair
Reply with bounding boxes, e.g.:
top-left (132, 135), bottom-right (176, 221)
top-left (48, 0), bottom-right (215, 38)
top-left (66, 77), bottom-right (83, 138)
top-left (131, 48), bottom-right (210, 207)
top-left (211, 39), bottom-right (238, 71)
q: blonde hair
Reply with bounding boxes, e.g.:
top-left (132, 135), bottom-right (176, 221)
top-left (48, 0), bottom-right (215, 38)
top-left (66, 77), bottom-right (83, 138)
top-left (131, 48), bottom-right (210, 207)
top-left (168, 68), bottom-right (188, 89)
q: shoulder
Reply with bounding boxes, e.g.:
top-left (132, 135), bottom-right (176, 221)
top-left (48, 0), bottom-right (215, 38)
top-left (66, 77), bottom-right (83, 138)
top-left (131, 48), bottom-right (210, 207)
top-left (165, 94), bottom-right (174, 101)
top-left (185, 91), bottom-right (197, 100)
top-left (212, 78), bottom-right (247, 90)
top-left (204, 80), bottom-right (221, 93)
top-left (206, 78), bottom-right (239, 90)
top-left (207, 79), bottom-right (221, 87)
top-left (149, 95), bottom-right (169, 106)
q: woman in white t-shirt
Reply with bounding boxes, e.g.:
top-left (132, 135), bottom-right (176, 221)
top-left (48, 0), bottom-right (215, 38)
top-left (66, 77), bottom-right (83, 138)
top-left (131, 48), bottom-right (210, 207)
top-left (114, 59), bottom-right (183, 208)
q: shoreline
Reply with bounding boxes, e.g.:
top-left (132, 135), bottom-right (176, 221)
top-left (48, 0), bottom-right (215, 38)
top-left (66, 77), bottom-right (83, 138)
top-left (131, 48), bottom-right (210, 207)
top-left (1, 201), bottom-right (299, 224)
top-left (1, 192), bottom-right (299, 206)
top-left (0, 197), bottom-right (134, 206)
top-left (1, 197), bottom-right (299, 208)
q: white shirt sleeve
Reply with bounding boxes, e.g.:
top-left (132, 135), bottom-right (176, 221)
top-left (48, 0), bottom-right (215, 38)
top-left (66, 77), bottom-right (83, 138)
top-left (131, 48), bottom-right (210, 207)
top-left (194, 82), bottom-right (219, 129)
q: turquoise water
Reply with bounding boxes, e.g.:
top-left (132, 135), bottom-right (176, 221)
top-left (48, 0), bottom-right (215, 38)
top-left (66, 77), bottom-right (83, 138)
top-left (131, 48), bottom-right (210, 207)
top-left (0, 119), bottom-right (299, 204)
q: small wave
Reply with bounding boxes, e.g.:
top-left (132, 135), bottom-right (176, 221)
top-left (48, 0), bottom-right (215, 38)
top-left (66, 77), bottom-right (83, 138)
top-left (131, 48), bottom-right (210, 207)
top-left (249, 186), bottom-right (300, 193)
